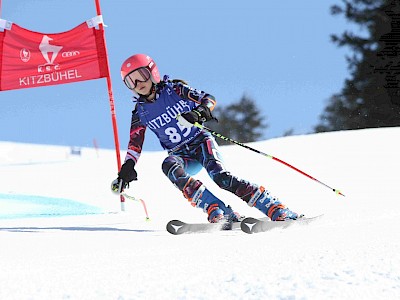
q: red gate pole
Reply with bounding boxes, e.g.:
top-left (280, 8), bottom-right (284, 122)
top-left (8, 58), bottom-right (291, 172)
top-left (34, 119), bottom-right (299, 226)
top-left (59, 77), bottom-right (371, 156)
top-left (94, 0), bottom-right (125, 211)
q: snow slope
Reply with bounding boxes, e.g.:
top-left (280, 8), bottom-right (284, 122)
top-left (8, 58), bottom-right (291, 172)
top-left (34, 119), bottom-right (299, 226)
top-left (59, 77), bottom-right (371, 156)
top-left (0, 128), bottom-right (399, 300)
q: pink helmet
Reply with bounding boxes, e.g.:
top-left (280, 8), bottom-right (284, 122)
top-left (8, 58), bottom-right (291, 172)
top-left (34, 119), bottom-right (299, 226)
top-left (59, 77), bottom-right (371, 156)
top-left (120, 54), bottom-right (160, 84)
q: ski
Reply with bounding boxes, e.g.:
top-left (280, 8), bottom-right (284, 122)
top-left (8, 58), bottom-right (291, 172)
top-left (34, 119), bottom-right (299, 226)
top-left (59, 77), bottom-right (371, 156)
top-left (166, 217), bottom-right (269, 235)
top-left (240, 215), bottom-right (324, 234)
top-left (166, 219), bottom-right (240, 235)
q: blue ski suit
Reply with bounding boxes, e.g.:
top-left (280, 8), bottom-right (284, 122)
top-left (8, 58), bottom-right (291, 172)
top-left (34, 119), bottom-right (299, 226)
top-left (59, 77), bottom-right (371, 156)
top-left (124, 79), bottom-right (262, 208)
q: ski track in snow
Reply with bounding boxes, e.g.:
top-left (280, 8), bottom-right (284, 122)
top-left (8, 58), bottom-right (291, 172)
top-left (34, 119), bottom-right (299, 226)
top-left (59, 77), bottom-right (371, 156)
top-left (1, 128), bottom-right (400, 299)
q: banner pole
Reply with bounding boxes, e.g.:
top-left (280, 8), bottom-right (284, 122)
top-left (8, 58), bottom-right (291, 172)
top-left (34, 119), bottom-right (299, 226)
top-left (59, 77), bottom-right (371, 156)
top-left (94, 0), bottom-right (125, 211)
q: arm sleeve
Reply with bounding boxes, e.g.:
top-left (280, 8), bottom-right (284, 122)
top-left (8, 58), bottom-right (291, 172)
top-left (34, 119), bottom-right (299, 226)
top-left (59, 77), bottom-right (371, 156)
top-left (125, 108), bottom-right (146, 164)
top-left (172, 81), bottom-right (217, 111)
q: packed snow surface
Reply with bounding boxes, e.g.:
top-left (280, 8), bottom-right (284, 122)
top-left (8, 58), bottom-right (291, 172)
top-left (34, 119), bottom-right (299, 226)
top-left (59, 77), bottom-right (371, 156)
top-left (1, 128), bottom-right (399, 299)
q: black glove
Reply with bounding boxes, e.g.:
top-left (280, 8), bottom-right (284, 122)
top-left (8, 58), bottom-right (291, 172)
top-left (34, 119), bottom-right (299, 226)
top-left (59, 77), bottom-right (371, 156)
top-left (111, 160), bottom-right (137, 194)
top-left (181, 104), bottom-right (213, 125)
top-left (118, 159), bottom-right (138, 183)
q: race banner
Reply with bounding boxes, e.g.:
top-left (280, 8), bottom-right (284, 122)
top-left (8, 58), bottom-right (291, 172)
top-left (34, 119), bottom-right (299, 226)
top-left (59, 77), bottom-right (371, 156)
top-left (0, 17), bottom-right (108, 91)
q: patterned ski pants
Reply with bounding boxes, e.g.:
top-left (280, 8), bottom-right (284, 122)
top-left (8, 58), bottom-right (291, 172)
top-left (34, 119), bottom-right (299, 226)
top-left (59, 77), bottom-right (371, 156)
top-left (162, 132), bottom-right (259, 203)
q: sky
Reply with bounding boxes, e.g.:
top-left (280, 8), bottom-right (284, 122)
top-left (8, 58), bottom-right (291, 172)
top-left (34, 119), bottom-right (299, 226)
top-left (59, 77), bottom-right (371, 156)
top-left (0, 0), bottom-right (359, 151)
top-left (1, 127), bottom-right (399, 299)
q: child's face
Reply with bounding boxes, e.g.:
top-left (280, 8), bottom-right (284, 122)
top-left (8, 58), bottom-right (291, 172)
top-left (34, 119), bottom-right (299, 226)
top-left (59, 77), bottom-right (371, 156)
top-left (123, 67), bottom-right (153, 95)
top-left (134, 77), bottom-right (153, 95)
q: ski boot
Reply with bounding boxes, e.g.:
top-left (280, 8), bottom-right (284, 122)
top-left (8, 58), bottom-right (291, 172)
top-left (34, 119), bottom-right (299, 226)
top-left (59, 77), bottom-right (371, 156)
top-left (183, 179), bottom-right (241, 228)
top-left (248, 186), bottom-right (301, 221)
top-left (207, 203), bottom-right (241, 222)
top-left (207, 202), bottom-right (242, 230)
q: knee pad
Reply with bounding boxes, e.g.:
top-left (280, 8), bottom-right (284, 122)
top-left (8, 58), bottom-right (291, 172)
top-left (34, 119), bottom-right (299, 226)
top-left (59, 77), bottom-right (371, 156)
top-left (162, 156), bottom-right (190, 191)
top-left (162, 156), bottom-right (184, 177)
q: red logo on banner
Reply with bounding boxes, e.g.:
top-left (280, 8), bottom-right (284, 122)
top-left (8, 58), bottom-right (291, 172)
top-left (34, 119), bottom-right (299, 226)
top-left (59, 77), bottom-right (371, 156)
top-left (0, 21), bottom-right (108, 91)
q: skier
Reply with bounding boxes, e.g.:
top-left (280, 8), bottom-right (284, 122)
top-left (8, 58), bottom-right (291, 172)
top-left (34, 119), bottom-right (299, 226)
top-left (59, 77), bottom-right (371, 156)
top-left (112, 54), bottom-right (300, 224)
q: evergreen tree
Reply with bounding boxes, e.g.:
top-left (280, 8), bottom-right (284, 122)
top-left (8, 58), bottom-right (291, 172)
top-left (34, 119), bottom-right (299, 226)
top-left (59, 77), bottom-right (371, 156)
top-left (315, 0), bottom-right (400, 133)
top-left (210, 95), bottom-right (267, 145)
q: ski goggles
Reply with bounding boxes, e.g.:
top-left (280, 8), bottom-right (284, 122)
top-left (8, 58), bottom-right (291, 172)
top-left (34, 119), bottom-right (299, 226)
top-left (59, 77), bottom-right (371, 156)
top-left (123, 67), bottom-right (151, 90)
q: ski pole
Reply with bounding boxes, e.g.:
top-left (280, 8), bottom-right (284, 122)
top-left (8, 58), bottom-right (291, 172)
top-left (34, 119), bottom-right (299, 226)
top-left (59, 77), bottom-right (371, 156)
top-left (194, 122), bottom-right (345, 197)
top-left (111, 179), bottom-right (150, 221)
top-left (121, 192), bottom-right (150, 220)
top-left (113, 180), bottom-right (150, 220)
